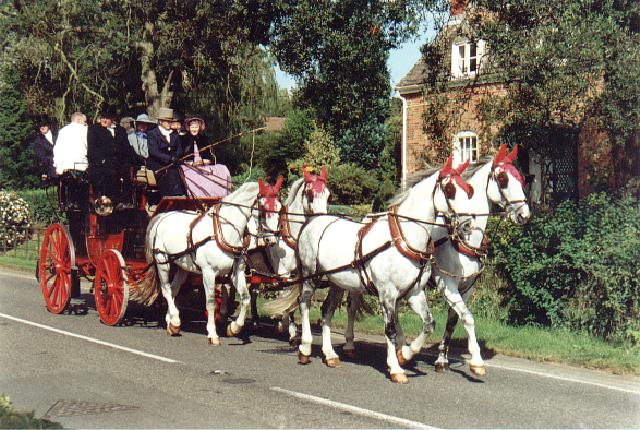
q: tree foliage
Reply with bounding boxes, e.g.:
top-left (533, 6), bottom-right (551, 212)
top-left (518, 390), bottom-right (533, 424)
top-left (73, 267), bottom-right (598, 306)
top-left (270, 0), bottom-right (424, 168)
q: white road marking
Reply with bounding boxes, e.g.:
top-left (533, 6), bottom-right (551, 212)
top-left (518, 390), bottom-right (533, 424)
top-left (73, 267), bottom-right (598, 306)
top-left (270, 386), bottom-right (440, 429)
top-left (484, 362), bottom-right (640, 396)
top-left (0, 313), bottom-right (182, 364)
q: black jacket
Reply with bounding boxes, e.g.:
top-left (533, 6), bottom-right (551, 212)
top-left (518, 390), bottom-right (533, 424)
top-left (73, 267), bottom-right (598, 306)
top-left (146, 126), bottom-right (183, 171)
top-left (33, 132), bottom-right (57, 177)
top-left (87, 124), bottom-right (138, 181)
top-left (180, 133), bottom-right (211, 161)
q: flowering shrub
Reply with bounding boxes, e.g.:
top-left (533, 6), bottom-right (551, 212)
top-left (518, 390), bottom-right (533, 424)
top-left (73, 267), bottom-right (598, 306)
top-left (0, 190), bottom-right (31, 249)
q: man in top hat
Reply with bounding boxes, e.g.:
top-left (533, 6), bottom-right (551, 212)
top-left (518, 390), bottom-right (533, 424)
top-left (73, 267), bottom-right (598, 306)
top-left (128, 113), bottom-right (156, 159)
top-left (32, 116), bottom-right (57, 179)
top-left (87, 108), bottom-right (139, 207)
top-left (146, 107), bottom-right (185, 197)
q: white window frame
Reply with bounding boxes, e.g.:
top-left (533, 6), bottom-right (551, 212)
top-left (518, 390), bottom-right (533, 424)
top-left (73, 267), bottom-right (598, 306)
top-left (451, 38), bottom-right (485, 79)
top-left (454, 131), bottom-right (480, 164)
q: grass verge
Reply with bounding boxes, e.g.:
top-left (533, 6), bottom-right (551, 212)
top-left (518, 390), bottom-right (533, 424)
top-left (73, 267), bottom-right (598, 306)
top-left (2, 251), bottom-right (638, 376)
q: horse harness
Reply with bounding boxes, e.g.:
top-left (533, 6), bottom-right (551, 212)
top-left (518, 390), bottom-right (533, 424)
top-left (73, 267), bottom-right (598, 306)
top-left (153, 203), bottom-right (251, 270)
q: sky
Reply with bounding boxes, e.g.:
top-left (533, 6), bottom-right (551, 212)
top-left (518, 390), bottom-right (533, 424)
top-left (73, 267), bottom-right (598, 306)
top-left (274, 32), bottom-right (431, 94)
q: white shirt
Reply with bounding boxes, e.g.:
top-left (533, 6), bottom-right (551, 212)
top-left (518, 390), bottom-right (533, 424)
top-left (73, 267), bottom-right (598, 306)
top-left (44, 130), bottom-right (53, 145)
top-left (159, 126), bottom-right (172, 141)
top-left (53, 122), bottom-right (88, 174)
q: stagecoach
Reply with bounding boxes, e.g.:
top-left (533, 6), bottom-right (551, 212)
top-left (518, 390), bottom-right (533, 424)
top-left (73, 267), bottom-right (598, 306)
top-left (36, 168), bottom-right (238, 326)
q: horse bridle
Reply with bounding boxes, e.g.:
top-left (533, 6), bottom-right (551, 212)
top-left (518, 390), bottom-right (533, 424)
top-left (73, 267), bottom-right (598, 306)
top-left (488, 164), bottom-right (528, 217)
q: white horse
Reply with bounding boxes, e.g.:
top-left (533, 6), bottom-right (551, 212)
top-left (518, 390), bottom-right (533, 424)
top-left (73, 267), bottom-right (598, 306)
top-left (252, 168), bottom-right (330, 341)
top-left (295, 157), bottom-right (475, 383)
top-left (131, 181), bottom-right (281, 345)
top-left (429, 144), bottom-right (530, 374)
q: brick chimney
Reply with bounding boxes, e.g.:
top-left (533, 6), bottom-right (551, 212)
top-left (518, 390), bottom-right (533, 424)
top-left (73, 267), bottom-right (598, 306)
top-left (451, 0), bottom-right (469, 16)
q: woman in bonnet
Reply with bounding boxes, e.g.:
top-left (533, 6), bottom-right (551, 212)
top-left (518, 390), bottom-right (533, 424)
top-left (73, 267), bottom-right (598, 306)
top-left (181, 116), bottom-right (212, 165)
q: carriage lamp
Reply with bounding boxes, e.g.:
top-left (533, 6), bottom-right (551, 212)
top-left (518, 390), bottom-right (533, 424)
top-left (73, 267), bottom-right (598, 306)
top-left (94, 195), bottom-right (113, 216)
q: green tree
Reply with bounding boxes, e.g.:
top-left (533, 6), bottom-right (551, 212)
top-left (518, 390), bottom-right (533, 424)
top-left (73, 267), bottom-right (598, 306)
top-left (271, 0), bottom-right (424, 168)
top-left (0, 65), bottom-right (36, 189)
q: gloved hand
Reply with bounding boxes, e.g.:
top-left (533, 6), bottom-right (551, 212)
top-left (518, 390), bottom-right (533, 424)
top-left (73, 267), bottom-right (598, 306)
top-left (170, 156), bottom-right (180, 164)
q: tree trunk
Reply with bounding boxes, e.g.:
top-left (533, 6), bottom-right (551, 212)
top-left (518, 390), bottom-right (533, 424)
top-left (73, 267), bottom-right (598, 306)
top-left (136, 22), bottom-right (172, 119)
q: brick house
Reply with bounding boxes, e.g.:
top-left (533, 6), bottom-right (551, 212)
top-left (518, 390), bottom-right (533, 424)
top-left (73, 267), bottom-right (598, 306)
top-left (395, 0), bottom-right (637, 202)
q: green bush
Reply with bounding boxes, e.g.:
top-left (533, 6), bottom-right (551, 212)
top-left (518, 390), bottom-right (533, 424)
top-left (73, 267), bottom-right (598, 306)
top-left (17, 188), bottom-right (63, 227)
top-left (0, 394), bottom-right (62, 429)
top-left (0, 190), bottom-right (31, 249)
top-left (491, 192), bottom-right (640, 343)
top-left (328, 163), bottom-right (378, 205)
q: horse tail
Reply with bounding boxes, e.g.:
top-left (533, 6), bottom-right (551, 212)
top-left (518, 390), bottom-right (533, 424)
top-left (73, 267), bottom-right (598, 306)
top-left (350, 291), bottom-right (377, 320)
top-left (130, 263), bottom-right (160, 306)
top-left (263, 284), bottom-right (301, 317)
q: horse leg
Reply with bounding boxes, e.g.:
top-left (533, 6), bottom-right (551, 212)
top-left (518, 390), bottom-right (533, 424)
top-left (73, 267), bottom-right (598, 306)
top-left (157, 264), bottom-right (181, 336)
top-left (286, 309), bottom-right (298, 346)
top-left (227, 260), bottom-right (250, 336)
top-left (379, 292), bottom-right (408, 383)
top-left (297, 280), bottom-right (315, 364)
top-left (435, 306), bottom-right (459, 372)
top-left (342, 291), bottom-right (361, 360)
top-left (202, 267), bottom-right (221, 345)
top-left (398, 288), bottom-right (435, 366)
top-left (320, 284), bottom-right (343, 367)
top-left (437, 277), bottom-right (485, 375)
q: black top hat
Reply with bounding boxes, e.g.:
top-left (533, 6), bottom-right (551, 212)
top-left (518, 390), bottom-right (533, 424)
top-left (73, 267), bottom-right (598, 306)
top-left (36, 116), bottom-right (52, 127)
top-left (98, 108), bottom-right (117, 120)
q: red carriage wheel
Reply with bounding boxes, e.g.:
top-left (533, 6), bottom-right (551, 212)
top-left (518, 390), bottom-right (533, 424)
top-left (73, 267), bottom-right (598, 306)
top-left (94, 249), bottom-right (130, 325)
top-left (39, 223), bottom-right (75, 314)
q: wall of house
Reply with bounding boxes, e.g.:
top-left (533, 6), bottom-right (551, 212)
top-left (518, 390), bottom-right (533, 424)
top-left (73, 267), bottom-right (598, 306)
top-left (401, 81), bottom-right (508, 174)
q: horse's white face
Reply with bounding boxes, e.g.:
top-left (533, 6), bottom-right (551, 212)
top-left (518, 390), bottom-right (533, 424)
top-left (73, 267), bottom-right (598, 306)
top-left (302, 168), bottom-right (330, 215)
top-left (488, 145), bottom-right (530, 225)
top-left (257, 177), bottom-right (284, 247)
top-left (257, 195), bottom-right (281, 246)
top-left (433, 157), bottom-right (476, 218)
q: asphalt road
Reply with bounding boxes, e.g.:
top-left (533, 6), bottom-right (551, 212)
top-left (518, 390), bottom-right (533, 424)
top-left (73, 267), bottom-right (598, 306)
top-left (1, 269), bottom-right (639, 429)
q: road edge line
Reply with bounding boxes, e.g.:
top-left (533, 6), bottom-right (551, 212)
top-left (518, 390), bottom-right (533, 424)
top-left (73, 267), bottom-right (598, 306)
top-left (0, 313), bottom-right (182, 364)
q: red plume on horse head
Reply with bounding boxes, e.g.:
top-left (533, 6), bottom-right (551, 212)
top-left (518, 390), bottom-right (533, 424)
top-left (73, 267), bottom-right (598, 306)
top-left (258, 176), bottom-right (284, 197)
top-left (439, 155), bottom-right (454, 178)
top-left (493, 144), bottom-right (519, 166)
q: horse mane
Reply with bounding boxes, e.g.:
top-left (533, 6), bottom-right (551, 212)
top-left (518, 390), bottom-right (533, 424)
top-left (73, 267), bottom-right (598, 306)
top-left (387, 165), bottom-right (440, 206)
top-left (286, 177), bottom-right (305, 206)
top-left (223, 181), bottom-right (259, 205)
top-left (461, 157), bottom-right (493, 179)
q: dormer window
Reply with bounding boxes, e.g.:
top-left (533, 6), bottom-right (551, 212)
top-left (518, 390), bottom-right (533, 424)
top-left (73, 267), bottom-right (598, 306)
top-left (451, 38), bottom-right (485, 79)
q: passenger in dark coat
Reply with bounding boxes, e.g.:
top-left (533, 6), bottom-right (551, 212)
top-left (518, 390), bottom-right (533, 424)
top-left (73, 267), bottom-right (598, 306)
top-left (32, 117), bottom-right (57, 178)
top-left (181, 117), bottom-right (212, 164)
top-left (146, 108), bottom-right (185, 197)
top-left (87, 109), bottom-right (139, 206)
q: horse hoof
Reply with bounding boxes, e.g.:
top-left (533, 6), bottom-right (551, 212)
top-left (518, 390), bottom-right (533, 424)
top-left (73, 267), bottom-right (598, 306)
top-left (166, 323), bottom-right (181, 336)
top-left (434, 362), bottom-right (449, 373)
top-left (275, 321), bottom-right (285, 334)
top-left (390, 373), bottom-right (409, 384)
top-left (227, 324), bottom-right (238, 337)
top-left (470, 364), bottom-right (486, 376)
top-left (298, 351), bottom-right (311, 365)
top-left (396, 349), bottom-right (411, 367)
top-left (208, 337), bottom-right (221, 346)
top-left (325, 357), bottom-right (341, 368)
top-left (343, 349), bottom-right (356, 360)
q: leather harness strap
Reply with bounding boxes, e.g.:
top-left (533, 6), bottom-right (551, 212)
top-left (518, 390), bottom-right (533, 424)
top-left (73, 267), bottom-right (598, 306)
top-left (354, 218), bottom-right (380, 295)
top-left (212, 203), bottom-right (251, 256)
top-left (387, 205), bottom-right (434, 263)
top-left (433, 231), bottom-right (489, 259)
top-left (278, 204), bottom-right (298, 250)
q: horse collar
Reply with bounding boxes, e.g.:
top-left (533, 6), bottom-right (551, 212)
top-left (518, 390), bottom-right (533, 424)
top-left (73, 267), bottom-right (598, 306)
top-left (388, 205), bottom-right (434, 263)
